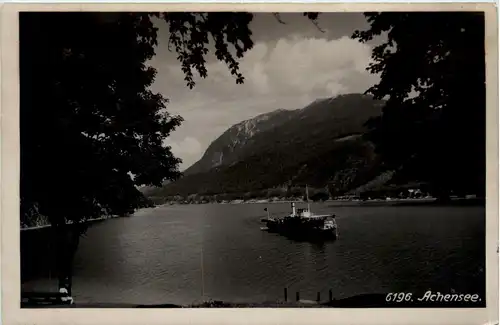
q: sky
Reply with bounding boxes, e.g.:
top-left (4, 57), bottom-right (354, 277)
top-left (148, 13), bottom-right (381, 170)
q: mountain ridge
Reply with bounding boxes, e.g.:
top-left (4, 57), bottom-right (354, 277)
top-left (185, 108), bottom-right (297, 175)
top-left (148, 93), bottom-right (390, 200)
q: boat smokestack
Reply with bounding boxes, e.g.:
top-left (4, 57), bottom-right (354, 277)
top-left (306, 185), bottom-right (310, 212)
top-left (291, 202), bottom-right (296, 216)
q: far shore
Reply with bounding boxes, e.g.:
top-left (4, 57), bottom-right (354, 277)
top-left (155, 196), bottom-right (484, 208)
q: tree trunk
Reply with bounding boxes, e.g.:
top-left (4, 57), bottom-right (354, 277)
top-left (55, 223), bottom-right (81, 296)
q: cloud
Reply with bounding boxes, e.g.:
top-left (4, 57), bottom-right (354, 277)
top-left (150, 34), bottom-right (379, 171)
top-left (163, 137), bottom-right (202, 169)
top-left (169, 35), bottom-right (376, 98)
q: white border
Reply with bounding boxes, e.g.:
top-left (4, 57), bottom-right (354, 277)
top-left (1, 3), bottom-right (498, 325)
top-left (0, 0), bottom-right (497, 3)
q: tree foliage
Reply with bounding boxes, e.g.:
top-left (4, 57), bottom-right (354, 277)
top-left (156, 12), bottom-right (318, 89)
top-left (21, 13), bottom-right (177, 225)
top-left (352, 12), bottom-right (486, 197)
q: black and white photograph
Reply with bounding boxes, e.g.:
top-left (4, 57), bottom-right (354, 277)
top-left (2, 4), bottom-right (497, 323)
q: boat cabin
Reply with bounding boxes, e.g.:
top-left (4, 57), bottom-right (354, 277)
top-left (296, 208), bottom-right (312, 217)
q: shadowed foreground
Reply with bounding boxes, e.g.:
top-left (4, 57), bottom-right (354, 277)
top-left (22, 293), bottom-right (486, 308)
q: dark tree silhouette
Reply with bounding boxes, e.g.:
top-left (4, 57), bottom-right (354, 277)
top-left (20, 12), bottom-right (318, 295)
top-left (352, 12), bottom-right (486, 199)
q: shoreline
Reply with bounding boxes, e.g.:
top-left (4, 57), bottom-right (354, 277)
top-left (21, 197), bottom-right (484, 231)
top-left (156, 197), bottom-right (484, 208)
top-left (20, 215), bottom-right (123, 231)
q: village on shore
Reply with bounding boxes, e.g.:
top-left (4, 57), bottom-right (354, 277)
top-left (156, 190), bottom-right (479, 206)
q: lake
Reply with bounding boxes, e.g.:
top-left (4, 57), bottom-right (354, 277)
top-left (21, 202), bottom-right (485, 306)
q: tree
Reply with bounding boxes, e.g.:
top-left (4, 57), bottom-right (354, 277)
top-left (352, 12), bottom-right (486, 199)
top-left (310, 190), bottom-right (330, 202)
top-left (20, 12), bottom-right (318, 295)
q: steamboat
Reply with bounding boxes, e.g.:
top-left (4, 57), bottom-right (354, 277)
top-left (260, 186), bottom-right (338, 241)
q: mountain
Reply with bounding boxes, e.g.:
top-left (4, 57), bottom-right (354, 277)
top-left (185, 109), bottom-right (295, 175)
top-left (148, 93), bottom-right (389, 200)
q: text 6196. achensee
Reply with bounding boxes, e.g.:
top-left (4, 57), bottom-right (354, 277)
top-left (386, 291), bottom-right (482, 303)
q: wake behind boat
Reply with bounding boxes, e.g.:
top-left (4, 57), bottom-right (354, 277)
top-left (260, 186), bottom-right (339, 241)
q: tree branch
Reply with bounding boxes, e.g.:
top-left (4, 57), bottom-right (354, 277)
top-left (310, 18), bottom-right (325, 33)
top-left (273, 13), bottom-right (287, 25)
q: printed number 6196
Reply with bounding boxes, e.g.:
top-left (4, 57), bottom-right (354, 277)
top-left (385, 293), bottom-right (413, 302)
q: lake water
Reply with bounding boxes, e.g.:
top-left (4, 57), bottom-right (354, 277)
top-left (22, 202), bottom-right (485, 306)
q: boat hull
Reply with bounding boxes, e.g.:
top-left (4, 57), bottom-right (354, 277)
top-left (262, 216), bottom-right (338, 241)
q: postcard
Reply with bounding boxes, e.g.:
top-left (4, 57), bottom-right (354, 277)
top-left (1, 3), bottom-right (498, 325)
